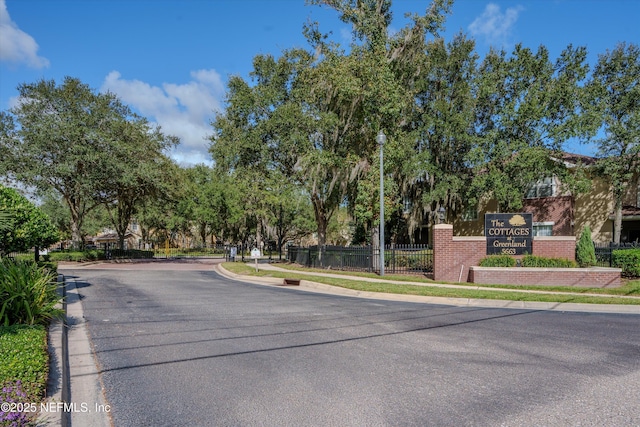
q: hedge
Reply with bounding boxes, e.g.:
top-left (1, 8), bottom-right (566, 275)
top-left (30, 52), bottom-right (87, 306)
top-left (521, 255), bottom-right (577, 268)
top-left (479, 255), bottom-right (516, 267)
top-left (479, 255), bottom-right (579, 268)
top-left (612, 249), bottom-right (640, 277)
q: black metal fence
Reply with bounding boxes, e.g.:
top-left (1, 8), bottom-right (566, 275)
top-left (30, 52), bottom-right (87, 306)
top-left (287, 244), bottom-right (433, 275)
top-left (151, 245), bottom-right (226, 259)
top-left (593, 242), bottom-right (640, 267)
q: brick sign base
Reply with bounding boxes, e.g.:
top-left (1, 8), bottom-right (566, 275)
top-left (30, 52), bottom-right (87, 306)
top-left (433, 224), bottom-right (622, 287)
top-left (469, 266), bottom-right (622, 288)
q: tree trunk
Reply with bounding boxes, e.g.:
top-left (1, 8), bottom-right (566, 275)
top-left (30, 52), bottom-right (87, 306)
top-left (613, 196), bottom-right (623, 244)
top-left (256, 221), bottom-right (263, 256)
top-left (199, 222), bottom-right (207, 247)
top-left (312, 195), bottom-right (328, 267)
top-left (317, 217), bottom-right (327, 267)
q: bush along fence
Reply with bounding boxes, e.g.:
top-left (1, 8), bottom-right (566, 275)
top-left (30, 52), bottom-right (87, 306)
top-left (593, 242), bottom-right (640, 270)
top-left (287, 245), bottom-right (433, 275)
top-left (611, 247), bottom-right (640, 277)
top-left (8, 245), bottom-right (229, 262)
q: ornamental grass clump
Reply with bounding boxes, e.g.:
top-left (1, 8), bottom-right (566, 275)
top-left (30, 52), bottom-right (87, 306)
top-left (0, 258), bottom-right (63, 326)
top-left (0, 380), bottom-right (34, 427)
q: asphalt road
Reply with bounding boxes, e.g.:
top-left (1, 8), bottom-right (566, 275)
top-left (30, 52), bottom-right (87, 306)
top-left (62, 266), bottom-right (640, 427)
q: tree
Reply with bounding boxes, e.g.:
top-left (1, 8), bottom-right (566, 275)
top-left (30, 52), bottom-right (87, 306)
top-left (585, 42), bottom-right (640, 244)
top-left (177, 164), bottom-right (245, 247)
top-left (211, 0), bottom-right (455, 253)
top-left (0, 77), bottom-right (174, 248)
top-left (37, 190), bottom-right (72, 243)
top-left (211, 53), bottom-right (307, 250)
top-left (263, 176), bottom-right (315, 258)
top-left (576, 225), bottom-right (596, 267)
top-left (101, 119), bottom-right (178, 249)
top-left (467, 43), bottom-right (592, 211)
top-left (0, 185), bottom-right (59, 255)
top-left (397, 33), bottom-right (478, 238)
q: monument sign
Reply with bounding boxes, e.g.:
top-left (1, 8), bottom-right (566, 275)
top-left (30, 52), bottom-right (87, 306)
top-left (485, 213), bottom-right (533, 255)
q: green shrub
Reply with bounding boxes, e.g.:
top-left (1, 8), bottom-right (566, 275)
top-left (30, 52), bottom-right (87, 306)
top-left (0, 325), bottom-right (48, 401)
top-left (612, 249), bottom-right (640, 277)
top-left (576, 226), bottom-right (596, 267)
top-left (0, 259), bottom-right (63, 326)
top-left (48, 250), bottom-right (105, 262)
top-left (386, 251), bottom-right (433, 271)
top-left (479, 255), bottom-right (516, 267)
top-left (522, 255), bottom-right (577, 268)
top-left (110, 249), bottom-right (153, 259)
top-left (12, 253), bottom-right (34, 263)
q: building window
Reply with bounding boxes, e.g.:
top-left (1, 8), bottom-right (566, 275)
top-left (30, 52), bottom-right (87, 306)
top-left (462, 205), bottom-right (478, 222)
top-left (526, 177), bottom-right (556, 198)
top-left (533, 222), bottom-right (554, 236)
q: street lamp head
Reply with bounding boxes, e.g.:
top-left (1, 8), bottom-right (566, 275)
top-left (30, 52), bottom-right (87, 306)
top-left (376, 130), bottom-right (386, 146)
top-left (438, 206), bottom-right (446, 222)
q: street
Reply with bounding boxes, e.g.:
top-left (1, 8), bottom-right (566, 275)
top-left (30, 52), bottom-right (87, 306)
top-left (61, 265), bottom-right (640, 426)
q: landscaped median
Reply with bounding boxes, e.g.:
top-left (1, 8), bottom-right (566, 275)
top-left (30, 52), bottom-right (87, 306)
top-left (220, 262), bottom-right (640, 306)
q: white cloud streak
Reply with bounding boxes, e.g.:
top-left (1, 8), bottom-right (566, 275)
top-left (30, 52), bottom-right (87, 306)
top-left (0, 0), bottom-right (49, 68)
top-left (101, 70), bottom-right (226, 166)
top-left (468, 3), bottom-right (523, 47)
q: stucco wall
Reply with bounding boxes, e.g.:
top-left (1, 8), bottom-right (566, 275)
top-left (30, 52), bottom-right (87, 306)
top-left (574, 177), bottom-right (613, 243)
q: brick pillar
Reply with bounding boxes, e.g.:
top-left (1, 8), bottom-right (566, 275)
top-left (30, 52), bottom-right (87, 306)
top-left (433, 224), bottom-right (453, 282)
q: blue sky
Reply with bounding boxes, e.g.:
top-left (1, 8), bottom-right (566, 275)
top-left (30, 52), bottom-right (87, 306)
top-left (1, 0), bottom-right (638, 165)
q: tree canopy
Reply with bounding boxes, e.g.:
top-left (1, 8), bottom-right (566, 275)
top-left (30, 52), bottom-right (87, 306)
top-left (1, 1), bottom-right (636, 250)
top-left (210, 0), bottom-right (602, 247)
top-left (0, 185), bottom-right (59, 255)
top-left (0, 77), bottom-right (177, 249)
top-left (585, 42), bottom-right (640, 243)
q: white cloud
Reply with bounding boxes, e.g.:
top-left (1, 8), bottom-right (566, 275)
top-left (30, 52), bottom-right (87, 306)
top-left (0, 0), bottom-right (49, 68)
top-left (468, 3), bottom-right (523, 47)
top-left (101, 70), bottom-right (226, 166)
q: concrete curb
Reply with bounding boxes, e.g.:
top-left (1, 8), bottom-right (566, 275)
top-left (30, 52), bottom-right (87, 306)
top-left (64, 277), bottom-right (112, 427)
top-left (215, 264), bottom-right (640, 315)
top-left (38, 275), bottom-right (67, 427)
top-left (39, 275), bottom-right (112, 427)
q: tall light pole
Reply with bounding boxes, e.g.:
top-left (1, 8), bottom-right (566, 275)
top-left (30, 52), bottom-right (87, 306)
top-left (377, 130), bottom-right (386, 276)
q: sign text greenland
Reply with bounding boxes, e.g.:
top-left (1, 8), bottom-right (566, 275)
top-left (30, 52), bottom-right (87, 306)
top-left (485, 213), bottom-right (533, 255)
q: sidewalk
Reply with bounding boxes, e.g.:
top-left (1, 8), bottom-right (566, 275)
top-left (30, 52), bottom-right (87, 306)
top-left (216, 262), bottom-right (640, 315)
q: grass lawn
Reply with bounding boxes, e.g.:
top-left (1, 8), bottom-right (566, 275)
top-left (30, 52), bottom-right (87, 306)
top-left (223, 262), bottom-right (640, 305)
top-left (0, 324), bottom-right (49, 401)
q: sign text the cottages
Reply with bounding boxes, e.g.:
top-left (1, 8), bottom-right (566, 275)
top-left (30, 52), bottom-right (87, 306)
top-left (485, 213), bottom-right (533, 255)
